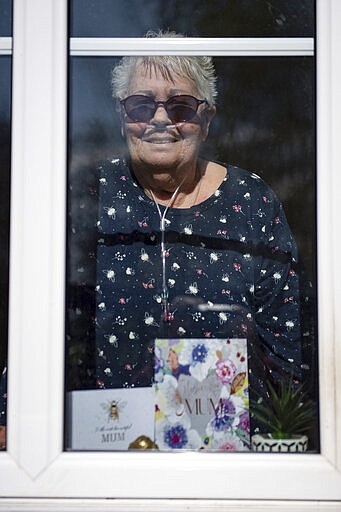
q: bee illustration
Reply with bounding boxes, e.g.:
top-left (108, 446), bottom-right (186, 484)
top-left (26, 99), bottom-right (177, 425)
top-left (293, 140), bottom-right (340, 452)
top-left (102, 399), bottom-right (127, 422)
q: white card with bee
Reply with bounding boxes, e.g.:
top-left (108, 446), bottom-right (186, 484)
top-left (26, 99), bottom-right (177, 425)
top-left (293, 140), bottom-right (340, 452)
top-left (67, 387), bottom-right (155, 450)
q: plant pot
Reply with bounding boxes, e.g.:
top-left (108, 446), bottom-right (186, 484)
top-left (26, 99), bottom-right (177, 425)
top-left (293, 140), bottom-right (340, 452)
top-left (251, 433), bottom-right (308, 453)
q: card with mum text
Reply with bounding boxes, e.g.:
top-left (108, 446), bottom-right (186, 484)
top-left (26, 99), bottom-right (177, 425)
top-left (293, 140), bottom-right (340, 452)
top-left (154, 338), bottom-right (250, 451)
top-left (67, 387), bottom-right (155, 450)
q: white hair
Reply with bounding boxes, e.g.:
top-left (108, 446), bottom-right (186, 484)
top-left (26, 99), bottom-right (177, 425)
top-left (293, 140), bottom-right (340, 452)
top-left (111, 30), bottom-right (218, 106)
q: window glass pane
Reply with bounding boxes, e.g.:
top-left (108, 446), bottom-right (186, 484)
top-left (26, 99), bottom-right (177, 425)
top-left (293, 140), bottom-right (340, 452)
top-left (0, 55), bottom-right (11, 450)
top-left (70, 0), bottom-right (315, 38)
top-left (65, 54), bottom-right (318, 453)
top-left (0, 0), bottom-right (12, 37)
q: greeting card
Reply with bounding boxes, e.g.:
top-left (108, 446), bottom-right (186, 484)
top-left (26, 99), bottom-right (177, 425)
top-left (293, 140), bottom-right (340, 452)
top-left (67, 387), bottom-right (155, 450)
top-left (154, 338), bottom-right (250, 451)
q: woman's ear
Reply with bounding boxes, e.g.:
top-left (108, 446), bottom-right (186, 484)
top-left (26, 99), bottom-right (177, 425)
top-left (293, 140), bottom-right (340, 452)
top-left (200, 105), bottom-right (216, 142)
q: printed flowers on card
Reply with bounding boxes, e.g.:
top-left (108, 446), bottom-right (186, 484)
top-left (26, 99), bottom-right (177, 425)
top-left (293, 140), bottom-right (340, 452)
top-left (178, 339), bottom-right (222, 382)
top-left (154, 338), bottom-right (250, 452)
top-left (155, 413), bottom-right (202, 450)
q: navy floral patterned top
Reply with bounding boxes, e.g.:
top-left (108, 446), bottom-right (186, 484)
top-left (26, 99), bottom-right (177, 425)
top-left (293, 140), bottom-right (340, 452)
top-left (93, 157), bottom-right (302, 393)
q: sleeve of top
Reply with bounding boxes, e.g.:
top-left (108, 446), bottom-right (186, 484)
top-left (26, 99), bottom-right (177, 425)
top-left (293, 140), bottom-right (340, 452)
top-left (251, 187), bottom-right (302, 380)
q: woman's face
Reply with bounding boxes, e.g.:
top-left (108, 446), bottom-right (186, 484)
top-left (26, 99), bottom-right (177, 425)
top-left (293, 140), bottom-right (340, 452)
top-left (122, 65), bottom-right (215, 181)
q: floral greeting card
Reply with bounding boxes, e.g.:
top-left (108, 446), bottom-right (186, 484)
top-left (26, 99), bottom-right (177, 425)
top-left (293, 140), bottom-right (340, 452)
top-left (154, 338), bottom-right (250, 451)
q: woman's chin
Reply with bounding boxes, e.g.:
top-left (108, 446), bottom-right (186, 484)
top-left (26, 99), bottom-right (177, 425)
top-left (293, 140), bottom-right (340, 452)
top-left (137, 153), bottom-right (182, 172)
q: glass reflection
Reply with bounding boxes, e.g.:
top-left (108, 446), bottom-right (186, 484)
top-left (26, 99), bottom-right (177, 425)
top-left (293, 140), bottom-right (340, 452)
top-left (70, 0), bottom-right (315, 38)
top-left (65, 41), bottom-right (317, 452)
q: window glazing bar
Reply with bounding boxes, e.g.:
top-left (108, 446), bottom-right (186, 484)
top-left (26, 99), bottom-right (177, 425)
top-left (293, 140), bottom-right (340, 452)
top-left (70, 37), bottom-right (314, 56)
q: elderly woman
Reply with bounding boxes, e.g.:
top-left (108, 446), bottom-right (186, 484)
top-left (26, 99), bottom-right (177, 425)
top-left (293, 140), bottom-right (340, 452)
top-left (93, 32), bottom-right (304, 400)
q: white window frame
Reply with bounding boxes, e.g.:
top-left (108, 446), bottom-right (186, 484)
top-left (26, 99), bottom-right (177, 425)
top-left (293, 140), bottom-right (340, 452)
top-left (0, 0), bottom-right (340, 510)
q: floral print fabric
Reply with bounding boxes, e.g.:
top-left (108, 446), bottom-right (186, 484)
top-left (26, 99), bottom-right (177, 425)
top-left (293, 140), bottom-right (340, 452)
top-left (94, 158), bottom-right (301, 398)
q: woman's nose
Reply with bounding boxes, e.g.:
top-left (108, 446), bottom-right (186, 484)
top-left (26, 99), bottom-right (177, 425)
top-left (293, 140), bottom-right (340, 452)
top-left (150, 104), bottom-right (171, 125)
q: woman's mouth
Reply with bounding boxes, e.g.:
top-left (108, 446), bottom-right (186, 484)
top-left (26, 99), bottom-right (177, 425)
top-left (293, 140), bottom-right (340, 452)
top-left (142, 132), bottom-right (178, 144)
top-left (144, 137), bottom-right (177, 144)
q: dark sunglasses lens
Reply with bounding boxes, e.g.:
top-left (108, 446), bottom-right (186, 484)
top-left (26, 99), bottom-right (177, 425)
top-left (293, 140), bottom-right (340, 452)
top-left (123, 95), bottom-right (202, 123)
top-left (167, 96), bottom-right (198, 122)
top-left (124, 96), bottom-right (155, 122)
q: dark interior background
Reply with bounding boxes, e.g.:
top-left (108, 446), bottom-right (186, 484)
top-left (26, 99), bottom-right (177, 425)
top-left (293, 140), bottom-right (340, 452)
top-left (70, 0), bottom-right (315, 38)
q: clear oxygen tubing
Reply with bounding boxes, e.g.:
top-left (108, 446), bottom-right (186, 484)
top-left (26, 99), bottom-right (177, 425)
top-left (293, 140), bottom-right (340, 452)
top-left (149, 181), bottom-right (184, 323)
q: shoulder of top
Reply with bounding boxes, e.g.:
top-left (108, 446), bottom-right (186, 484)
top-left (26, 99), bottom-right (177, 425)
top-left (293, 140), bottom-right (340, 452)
top-left (227, 164), bottom-right (277, 197)
top-left (228, 164), bottom-right (262, 183)
top-left (98, 156), bottom-right (127, 171)
top-left (97, 156), bottom-right (130, 181)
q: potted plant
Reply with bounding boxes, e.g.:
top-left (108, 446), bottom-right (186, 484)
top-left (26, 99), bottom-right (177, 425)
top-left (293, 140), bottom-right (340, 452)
top-left (251, 377), bottom-right (316, 453)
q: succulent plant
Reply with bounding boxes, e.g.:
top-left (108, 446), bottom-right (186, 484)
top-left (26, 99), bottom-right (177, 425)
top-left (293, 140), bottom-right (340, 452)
top-left (252, 377), bottom-right (316, 439)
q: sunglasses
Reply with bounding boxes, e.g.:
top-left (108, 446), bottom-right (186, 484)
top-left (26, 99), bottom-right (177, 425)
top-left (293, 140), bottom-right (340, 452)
top-left (120, 94), bottom-right (208, 124)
